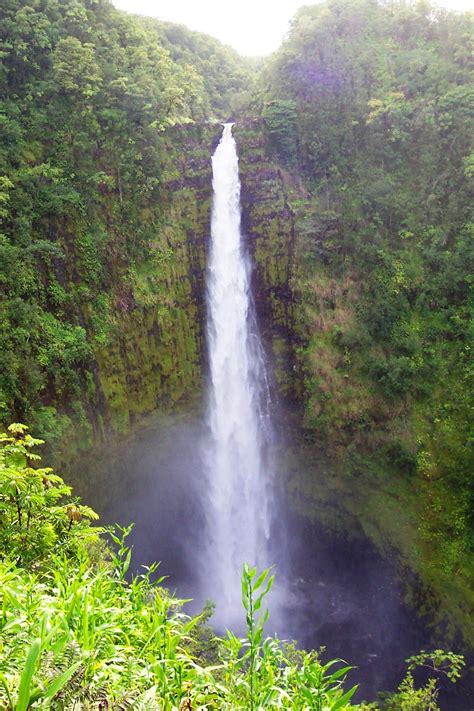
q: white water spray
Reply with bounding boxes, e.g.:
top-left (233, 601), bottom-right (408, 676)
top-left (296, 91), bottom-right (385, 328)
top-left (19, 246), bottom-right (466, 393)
top-left (201, 123), bottom-right (274, 626)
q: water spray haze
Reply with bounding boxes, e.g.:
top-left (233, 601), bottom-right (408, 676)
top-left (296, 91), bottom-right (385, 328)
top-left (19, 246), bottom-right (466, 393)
top-left (200, 123), bottom-right (275, 627)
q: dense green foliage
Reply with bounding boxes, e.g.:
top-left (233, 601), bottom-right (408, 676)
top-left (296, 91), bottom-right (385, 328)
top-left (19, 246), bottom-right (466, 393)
top-left (0, 0), bottom-right (248, 446)
top-left (150, 20), bottom-right (255, 118)
top-left (260, 0), bottom-right (473, 640)
top-left (0, 426), bottom-right (464, 708)
top-left (1, 0), bottom-right (473, 699)
top-left (0, 423), bottom-right (99, 564)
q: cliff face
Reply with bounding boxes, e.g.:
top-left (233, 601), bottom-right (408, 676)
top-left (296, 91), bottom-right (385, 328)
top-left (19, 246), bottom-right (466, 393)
top-left (238, 118), bottom-right (473, 648)
top-left (236, 119), bottom-right (300, 403)
top-left (25, 120), bottom-right (299, 458)
top-left (80, 120), bottom-right (303, 441)
top-left (32, 124), bottom-right (220, 458)
top-left (91, 125), bottom-right (217, 435)
top-left (79, 120), bottom-right (302, 448)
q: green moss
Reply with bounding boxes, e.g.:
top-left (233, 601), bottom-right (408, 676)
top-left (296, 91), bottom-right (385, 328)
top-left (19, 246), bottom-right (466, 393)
top-left (236, 119), bottom-right (298, 402)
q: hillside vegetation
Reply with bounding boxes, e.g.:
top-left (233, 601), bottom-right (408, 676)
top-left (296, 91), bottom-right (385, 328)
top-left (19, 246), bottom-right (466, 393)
top-left (0, 0), bottom-right (250, 449)
top-left (259, 0), bottom-right (473, 642)
top-left (0, 0), bottom-right (473, 704)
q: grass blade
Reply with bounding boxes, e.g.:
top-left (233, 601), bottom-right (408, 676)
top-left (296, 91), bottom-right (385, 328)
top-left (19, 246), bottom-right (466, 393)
top-left (16, 638), bottom-right (41, 711)
top-left (42, 661), bottom-right (82, 701)
top-left (331, 684), bottom-right (359, 710)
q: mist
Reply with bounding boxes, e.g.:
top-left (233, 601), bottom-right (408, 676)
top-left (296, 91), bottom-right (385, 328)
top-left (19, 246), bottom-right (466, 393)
top-left (70, 413), bottom-right (459, 703)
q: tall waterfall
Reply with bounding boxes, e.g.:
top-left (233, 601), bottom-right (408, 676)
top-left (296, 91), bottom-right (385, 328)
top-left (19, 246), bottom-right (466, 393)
top-left (201, 123), bottom-right (274, 626)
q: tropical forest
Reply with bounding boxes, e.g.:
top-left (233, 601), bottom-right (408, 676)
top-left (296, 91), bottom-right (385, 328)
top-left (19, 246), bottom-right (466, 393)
top-left (0, 0), bottom-right (472, 708)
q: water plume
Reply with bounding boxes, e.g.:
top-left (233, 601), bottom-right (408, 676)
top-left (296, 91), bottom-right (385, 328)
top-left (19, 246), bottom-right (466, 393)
top-left (200, 123), bottom-right (274, 627)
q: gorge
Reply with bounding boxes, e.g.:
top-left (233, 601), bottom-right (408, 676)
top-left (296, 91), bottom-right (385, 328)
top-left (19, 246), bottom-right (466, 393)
top-left (0, 0), bottom-right (473, 707)
top-left (67, 118), bottom-right (472, 706)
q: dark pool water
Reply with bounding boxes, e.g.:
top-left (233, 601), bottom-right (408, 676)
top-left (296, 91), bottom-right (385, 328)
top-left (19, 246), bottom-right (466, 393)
top-left (69, 417), bottom-right (473, 708)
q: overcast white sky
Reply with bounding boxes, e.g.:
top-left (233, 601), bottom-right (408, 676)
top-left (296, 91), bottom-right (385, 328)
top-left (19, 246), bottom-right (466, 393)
top-left (112, 0), bottom-right (472, 56)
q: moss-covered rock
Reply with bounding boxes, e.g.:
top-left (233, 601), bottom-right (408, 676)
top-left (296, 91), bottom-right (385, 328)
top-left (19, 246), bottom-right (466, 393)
top-left (236, 118), bottom-right (301, 403)
top-left (37, 123), bottom-right (221, 459)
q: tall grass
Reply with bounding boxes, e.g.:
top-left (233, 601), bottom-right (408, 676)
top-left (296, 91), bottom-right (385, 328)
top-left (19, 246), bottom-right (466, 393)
top-left (0, 537), bottom-right (359, 709)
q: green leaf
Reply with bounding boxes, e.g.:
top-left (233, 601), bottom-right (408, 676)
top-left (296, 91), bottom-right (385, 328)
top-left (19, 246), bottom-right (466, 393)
top-left (42, 661), bottom-right (82, 701)
top-left (254, 568), bottom-right (269, 592)
top-left (16, 637), bottom-right (41, 711)
top-left (0, 673), bottom-right (13, 708)
top-left (331, 684), bottom-right (359, 710)
top-left (327, 665), bottom-right (353, 683)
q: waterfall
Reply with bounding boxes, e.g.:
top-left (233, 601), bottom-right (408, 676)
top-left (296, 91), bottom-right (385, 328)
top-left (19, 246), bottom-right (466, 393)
top-left (201, 123), bottom-right (274, 627)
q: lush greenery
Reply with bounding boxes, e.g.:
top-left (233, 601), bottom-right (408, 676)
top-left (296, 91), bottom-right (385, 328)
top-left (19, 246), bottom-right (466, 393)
top-left (0, 425), bottom-right (465, 708)
top-left (149, 19), bottom-right (255, 118)
top-left (1, 0), bottom-right (473, 702)
top-left (258, 0), bottom-right (473, 642)
top-left (0, 0), bottom-right (250, 449)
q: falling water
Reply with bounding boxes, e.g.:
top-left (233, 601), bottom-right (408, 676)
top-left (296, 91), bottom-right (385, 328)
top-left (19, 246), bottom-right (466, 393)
top-left (201, 123), bottom-right (274, 626)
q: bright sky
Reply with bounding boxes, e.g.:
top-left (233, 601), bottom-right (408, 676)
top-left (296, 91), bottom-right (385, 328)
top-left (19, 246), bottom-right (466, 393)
top-left (112, 0), bottom-right (473, 56)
